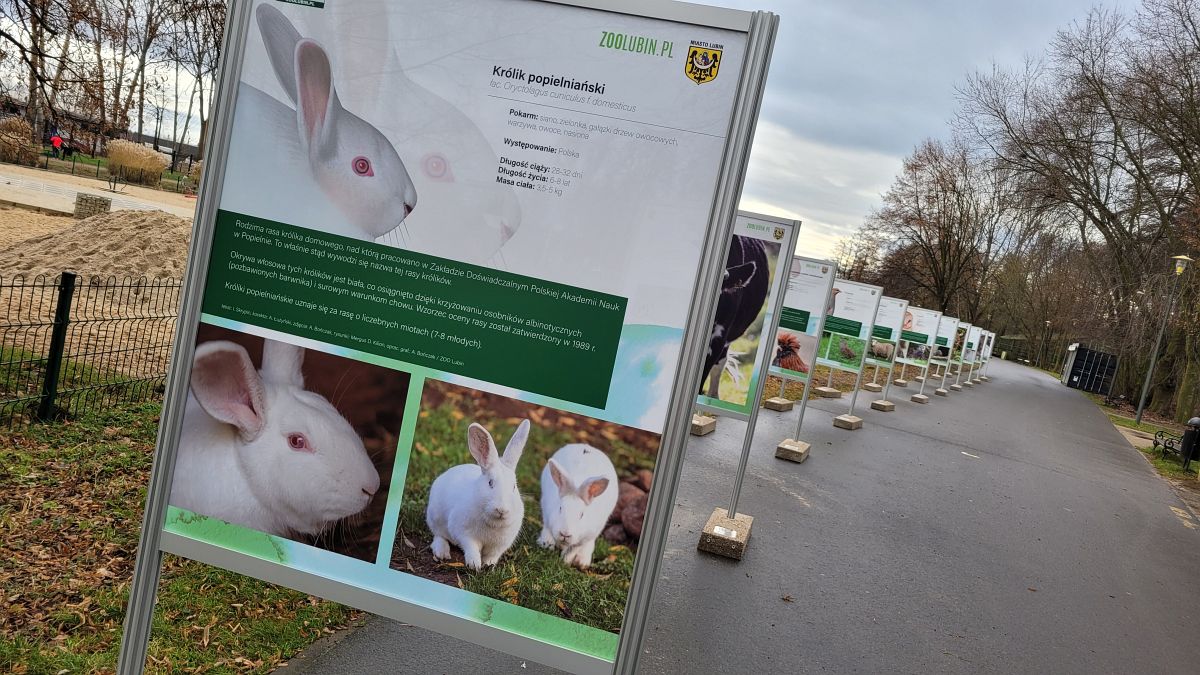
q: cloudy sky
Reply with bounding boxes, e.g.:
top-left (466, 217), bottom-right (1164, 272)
top-left (707, 0), bottom-right (1137, 256)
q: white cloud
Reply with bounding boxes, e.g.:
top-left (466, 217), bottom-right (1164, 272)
top-left (739, 120), bottom-right (902, 258)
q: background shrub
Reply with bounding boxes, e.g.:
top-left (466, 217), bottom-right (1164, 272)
top-left (106, 139), bottom-right (168, 186)
top-left (0, 116), bottom-right (38, 165)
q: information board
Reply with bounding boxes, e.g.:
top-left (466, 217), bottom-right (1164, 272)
top-left (768, 256), bottom-right (837, 383)
top-left (816, 279), bottom-right (882, 374)
top-left (952, 323), bottom-right (972, 367)
top-left (963, 325), bottom-right (984, 365)
top-left (119, 2), bottom-right (779, 673)
top-left (864, 296), bottom-right (909, 368)
top-left (932, 316), bottom-right (960, 365)
top-left (696, 213), bottom-right (799, 419)
top-left (896, 306), bottom-right (942, 369)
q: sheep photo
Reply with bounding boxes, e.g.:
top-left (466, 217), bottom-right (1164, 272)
top-left (389, 379), bottom-right (661, 633)
top-left (170, 324), bottom-right (409, 562)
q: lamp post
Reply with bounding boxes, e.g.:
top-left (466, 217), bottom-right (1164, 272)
top-left (1135, 255), bottom-right (1193, 425)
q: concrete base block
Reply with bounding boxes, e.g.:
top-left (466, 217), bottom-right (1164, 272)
top-left (949, 384), bottom-right (963, 392)
top-left (697, 508), bottom-right (753, 560)
top-left (935, 388), bottom-right (949, 397)
top-left (691, 414), bottom-right (716, 436)
top-left (814, 386), bottom-right (842, 398)
top-left (775, 438), bottom-right (811, 463)
top-left (870, 400), bottom-right (896, 412)
top-left (911, 394), bottom-right (930, 404)
top-left (863, 382), bottom-right (884, 393)
top-left (893, 379), bottom-right (909, 387)
top-left (914, 376), bottom-right (926, 382)
top-left (980, 376), bottom-right (990, 382)
top-left (962, 381), bottom-right (974, 388)
top-left (833, 414), bottom-right (863, 430)
top-left (763, 397), bottom-right (794, 412)
top-left (971, 379), bottom-right (982, 385)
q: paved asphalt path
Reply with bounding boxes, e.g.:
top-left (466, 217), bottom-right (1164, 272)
top-left (277, 360), bottom-right (1200, 674)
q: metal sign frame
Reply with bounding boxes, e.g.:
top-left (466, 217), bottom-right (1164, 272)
top-left (696, 211), bottom-right (800, 422)
top-left (865, 296), bottom-right (909, 405)
top-left (116, 2), bottom-right (779, 674)
top-left (815, 279), bottom-right (883, 418)
top-left (769, 256), bottom-right (838, 436)
top-left (696, 211), bottom-right (800, 520)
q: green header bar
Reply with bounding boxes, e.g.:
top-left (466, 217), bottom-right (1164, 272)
top-left (936, 336), bottom-right (949, 346)
top-left (779, 307), bottom-right (811, 332)
top-left (824, 316), bottom-right (862, 337)
top-left (203, 211), bottom-right (626, 407)
top-left (872, 325), bottom-right (893, 341)
top-left (901, 330), bottom-right (928, 343)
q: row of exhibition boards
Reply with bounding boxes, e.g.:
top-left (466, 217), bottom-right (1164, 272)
top-left (692, 212), bottom-right (998, 455)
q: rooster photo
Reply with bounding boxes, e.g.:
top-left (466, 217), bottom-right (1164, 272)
top-left (169, 324), bottom-right (409, 562)
top-left (772, 329), bottom-right (818, 379)
top-left (390, 380), bottom-right (661, 633)
top-left (699, 234), bottom-right (783, 404)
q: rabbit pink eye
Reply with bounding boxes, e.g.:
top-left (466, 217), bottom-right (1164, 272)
top-left (421, 153), bottom-right (453, 182)
top-left (287, 433), bottom-right (311, 452)
top-left (352, 156), bottom-right (373, 177)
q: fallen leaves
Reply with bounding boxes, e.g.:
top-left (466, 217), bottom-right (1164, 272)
top-left (0, 405), bottom-right (357, 671)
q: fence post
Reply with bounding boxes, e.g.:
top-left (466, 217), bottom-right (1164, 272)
top-left (37, 272), bottom-right (78, 421)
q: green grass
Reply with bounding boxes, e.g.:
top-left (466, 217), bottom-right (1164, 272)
top-left (394, 401), bottom-right (653, 633)
top-left (0, 402), bottom-right (355, 673)
top-left (818, 333), bottom-right (866, 370)
top-left (1080, 393), bottom-right (1198, 481)
top-left (1136, 447), bottom-right (1199, 481)
top-left (700, 333), bottom-right (760, 404)
top-left (1106, 413), bottom-right (1176, 436)
top-left (1, 344), bottom-right (162, 422)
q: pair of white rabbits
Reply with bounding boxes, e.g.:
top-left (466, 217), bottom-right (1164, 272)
top-left (426, 421), bottom-right (619, 571)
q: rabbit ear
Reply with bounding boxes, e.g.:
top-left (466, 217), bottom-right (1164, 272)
top-left (548, 459), bottom-right (574, 495)
top-left (255, 3), bottom-right (302, 105)
top-left (467, 424), bottom-right (497, 469)
top-left (295, 39), bottom-right (340, 161)
top-left (578, 477), bottom-right (610, 505)
top-left (260, 339), bottom-right (304, 387)
top-left (500, 420), bottom-right (529, 469)
top-left (191, 341), bottom-right (266, 441)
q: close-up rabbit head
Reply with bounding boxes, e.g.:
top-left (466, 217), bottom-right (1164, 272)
top-left (257, 4), bottom-right (418, 239)
top-left (186, 339), bottom-right (381, 536)
top-left (317, 2), bottom-right (523, 265)
top-left (465, 421), bottom-right (527, 521)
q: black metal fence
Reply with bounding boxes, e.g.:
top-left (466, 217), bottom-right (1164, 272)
top-left (1, 272), bottom-right (182, 425)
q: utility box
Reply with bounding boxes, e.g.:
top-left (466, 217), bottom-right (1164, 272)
top-left (1061, 344), bottom-right (1119, 396)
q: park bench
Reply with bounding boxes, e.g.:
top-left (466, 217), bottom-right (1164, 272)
top-left (1153, 429), bottom-right (1184, 460)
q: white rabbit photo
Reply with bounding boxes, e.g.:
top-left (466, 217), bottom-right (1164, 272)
top-left (426, 420), bottom-right (529, 570)
top-left (538, 444), bottom-right (619, 569)
top-left (170, 325), bottom-right (410, 561)
top-left (222, 4), bottom-right (418, 242)
top-left (391, 380), bottom-right (661, 633)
